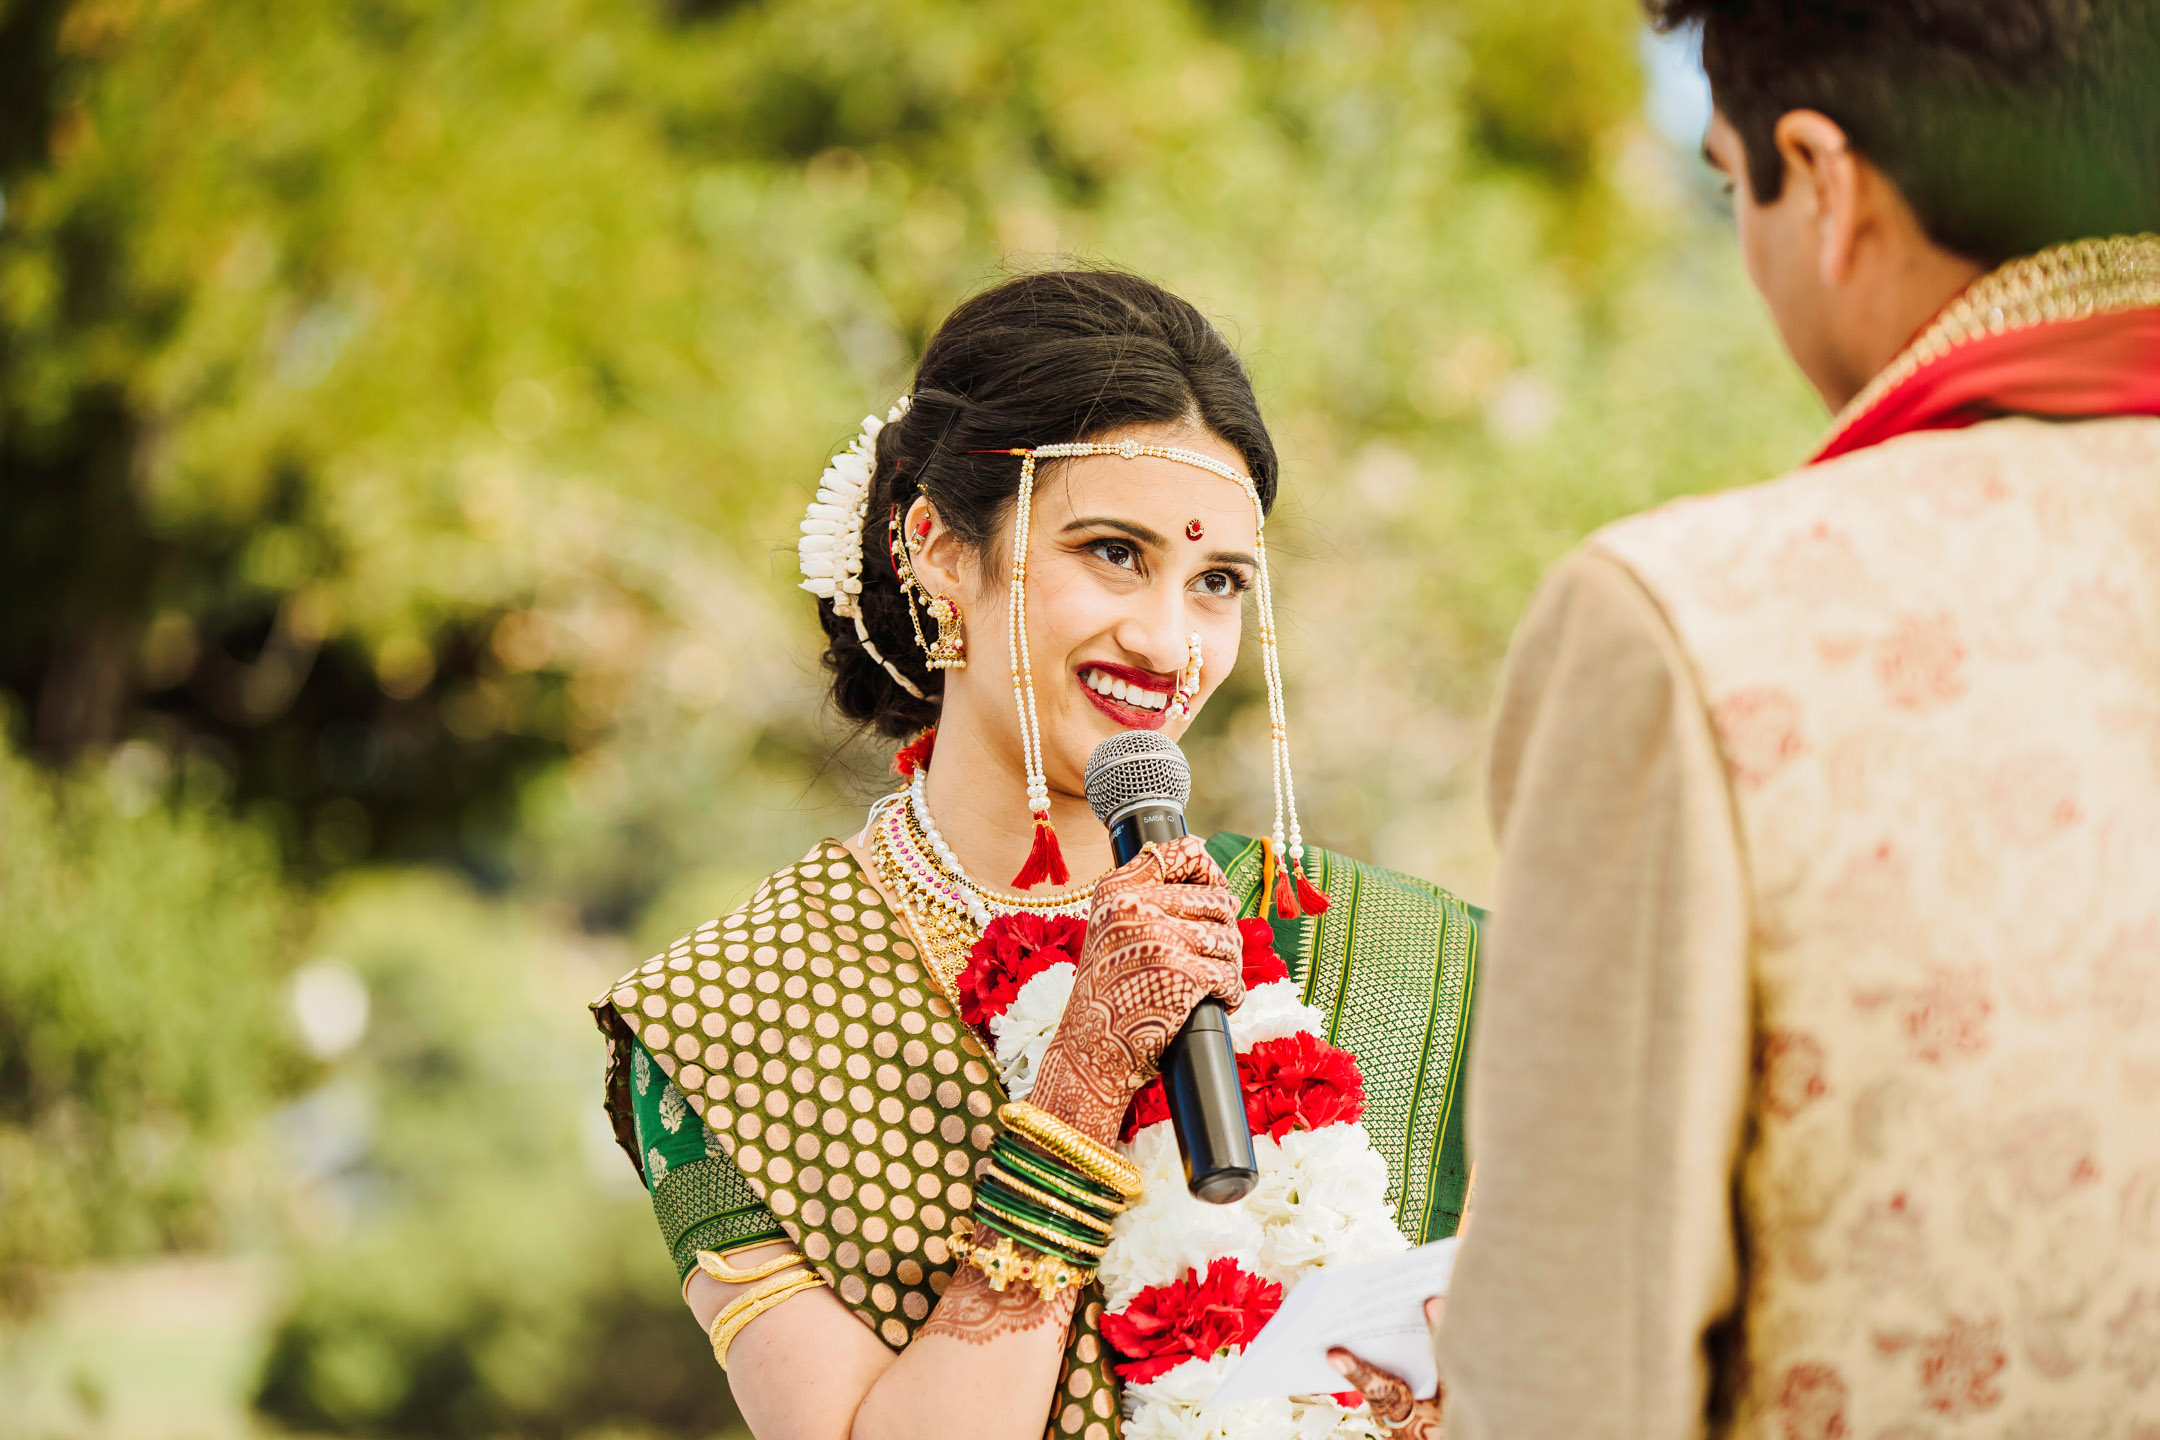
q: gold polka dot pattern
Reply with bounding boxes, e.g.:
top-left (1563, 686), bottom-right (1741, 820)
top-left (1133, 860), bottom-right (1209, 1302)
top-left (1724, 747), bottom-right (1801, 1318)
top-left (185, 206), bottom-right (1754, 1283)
top-left (590, 839), bottom-right (1134, 1426)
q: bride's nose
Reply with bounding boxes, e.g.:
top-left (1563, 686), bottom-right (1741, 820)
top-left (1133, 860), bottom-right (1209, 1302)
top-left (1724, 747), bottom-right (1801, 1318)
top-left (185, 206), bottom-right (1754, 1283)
top-left (1110, 591), bottom-right (1193, 675)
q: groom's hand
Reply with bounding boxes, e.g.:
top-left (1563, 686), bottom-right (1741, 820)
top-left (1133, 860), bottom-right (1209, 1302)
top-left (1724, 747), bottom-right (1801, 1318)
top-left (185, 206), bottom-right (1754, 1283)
top-left (1326, 1295), bottom-right (1447, 1438)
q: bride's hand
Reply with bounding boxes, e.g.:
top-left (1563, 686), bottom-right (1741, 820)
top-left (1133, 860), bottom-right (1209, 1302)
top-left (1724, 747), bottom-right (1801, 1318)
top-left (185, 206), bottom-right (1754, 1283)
top-left (1327, 1296), bottom-right (1447, 1439)
top-left (1026, 835), bottom-right (1244, 1144)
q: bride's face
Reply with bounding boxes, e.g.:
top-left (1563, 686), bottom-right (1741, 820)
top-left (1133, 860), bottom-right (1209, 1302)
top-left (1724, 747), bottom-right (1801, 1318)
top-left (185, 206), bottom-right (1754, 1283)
top-left (914, 423), bottom-right (1260, 800)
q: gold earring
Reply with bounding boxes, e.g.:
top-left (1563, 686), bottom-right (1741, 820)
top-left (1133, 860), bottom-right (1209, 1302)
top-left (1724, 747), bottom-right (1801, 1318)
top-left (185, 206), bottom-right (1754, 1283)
top-left (890, 506), bottom-right (967, 672)
top-left (925, 595), bottom-right (966, 670)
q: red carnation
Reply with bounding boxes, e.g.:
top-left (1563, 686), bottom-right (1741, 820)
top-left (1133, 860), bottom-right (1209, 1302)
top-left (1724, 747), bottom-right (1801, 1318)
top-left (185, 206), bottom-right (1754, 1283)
top-left (1100, 1257), bottom-right (1284, 1384)
top-left (955, 912), bottom-right (1085, 1028)
top-left (1241, 1032), bottom-right (1366, 1140)
top-left (1121, 1077), bottom-right (1171, 1142)
top-left (1240, 918), bottom-right (1289, 988)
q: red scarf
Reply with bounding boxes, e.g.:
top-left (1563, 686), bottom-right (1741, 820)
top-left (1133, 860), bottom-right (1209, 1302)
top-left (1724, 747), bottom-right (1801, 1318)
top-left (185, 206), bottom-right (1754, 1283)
top-left (1813, 304), bottom-right (2160, 464)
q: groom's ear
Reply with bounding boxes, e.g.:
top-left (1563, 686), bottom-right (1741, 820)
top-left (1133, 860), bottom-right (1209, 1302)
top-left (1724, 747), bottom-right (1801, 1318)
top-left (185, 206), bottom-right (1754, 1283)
top-left (1768, 109), bottom-right (1869, 288)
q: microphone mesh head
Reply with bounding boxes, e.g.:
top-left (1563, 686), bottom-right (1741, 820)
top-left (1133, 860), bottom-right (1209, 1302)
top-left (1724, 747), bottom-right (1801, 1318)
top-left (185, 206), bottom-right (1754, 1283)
top-left (1084, 731), bottom-right (1192, 826)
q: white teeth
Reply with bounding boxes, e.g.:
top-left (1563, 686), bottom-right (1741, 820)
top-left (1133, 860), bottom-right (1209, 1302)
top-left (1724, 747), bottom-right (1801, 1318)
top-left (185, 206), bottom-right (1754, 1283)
top-left (1082, 669), bottom-right (1170, 709)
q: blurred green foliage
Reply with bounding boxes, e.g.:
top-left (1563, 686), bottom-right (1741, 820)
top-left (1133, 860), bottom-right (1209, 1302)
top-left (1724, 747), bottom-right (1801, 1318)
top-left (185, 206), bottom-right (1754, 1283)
top-left (0, 0), bottom-right (1822, 1435)
top-left (250, 875), bottom-right (737, 1438)
top-left (0, 720), bottom-right (296, 1314)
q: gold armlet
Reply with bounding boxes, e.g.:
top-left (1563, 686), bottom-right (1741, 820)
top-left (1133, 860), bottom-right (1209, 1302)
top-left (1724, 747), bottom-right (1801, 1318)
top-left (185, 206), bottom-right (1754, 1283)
top-left (706, 1269), bottom-right (825, 1371)
top-left (695, 1247), bottom-right (810, 1286)
top-left (998, 1102), bottom-right (1143, 1199)
top-left (949, 1218), bottom-right (1095, 1306)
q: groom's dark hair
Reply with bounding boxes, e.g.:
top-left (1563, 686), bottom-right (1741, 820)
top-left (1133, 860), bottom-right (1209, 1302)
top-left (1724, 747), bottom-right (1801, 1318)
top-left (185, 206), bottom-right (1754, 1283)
top-left (1644, 0), bottom-right (2160, 265)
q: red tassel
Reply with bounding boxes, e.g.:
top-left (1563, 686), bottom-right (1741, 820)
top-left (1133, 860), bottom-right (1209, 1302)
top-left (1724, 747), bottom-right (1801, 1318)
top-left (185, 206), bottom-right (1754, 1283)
top-left (1291, 861), bottom-right (1330, 916)
top-left (1274, 868), bottom-right (1301, 918)
top-left (1011, 817), bottom-right (1070, 890)
top-left (892, 727), bottom-right (937, 778)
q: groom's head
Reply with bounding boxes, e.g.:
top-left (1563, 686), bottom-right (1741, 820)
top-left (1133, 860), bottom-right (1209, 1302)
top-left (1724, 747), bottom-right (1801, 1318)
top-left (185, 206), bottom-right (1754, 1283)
top-left (1646, 0), bottom-right (2160, 408)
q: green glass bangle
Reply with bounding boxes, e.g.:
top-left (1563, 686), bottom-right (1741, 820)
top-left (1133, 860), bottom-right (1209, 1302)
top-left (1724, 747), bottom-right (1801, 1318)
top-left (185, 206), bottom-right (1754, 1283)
top-left (969, 1208), bottom-right (1102, 1267)
top-left (994, 1136), bottom-right (1124, 1213)
top-left (977, 1177), bottom-right (1114, 1245)
top-left (977, 1179), bottom-right (1107, 1242)
top-left (1000, 1133), bottom-right (1127, 1206)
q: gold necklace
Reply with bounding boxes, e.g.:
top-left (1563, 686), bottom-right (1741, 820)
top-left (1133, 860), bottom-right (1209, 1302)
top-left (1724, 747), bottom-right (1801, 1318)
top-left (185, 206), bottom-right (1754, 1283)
top-left (866, 788), bottom-right (1097, 1005)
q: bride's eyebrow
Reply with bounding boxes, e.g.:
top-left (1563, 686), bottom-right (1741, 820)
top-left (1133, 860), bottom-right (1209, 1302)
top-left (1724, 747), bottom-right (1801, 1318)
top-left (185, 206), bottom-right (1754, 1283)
top-left (1062, 516), bottom-right (1167, 548)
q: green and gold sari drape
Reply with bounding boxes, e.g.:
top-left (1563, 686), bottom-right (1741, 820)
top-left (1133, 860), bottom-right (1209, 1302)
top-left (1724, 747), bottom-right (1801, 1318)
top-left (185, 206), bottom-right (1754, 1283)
top-left (592, 835), bottom-right (1478, 1440)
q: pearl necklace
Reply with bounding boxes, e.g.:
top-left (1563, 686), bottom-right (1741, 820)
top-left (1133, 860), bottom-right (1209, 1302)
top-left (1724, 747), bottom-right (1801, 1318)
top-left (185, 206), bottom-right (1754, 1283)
top-left (904, 769), bottom-right (1093, 927)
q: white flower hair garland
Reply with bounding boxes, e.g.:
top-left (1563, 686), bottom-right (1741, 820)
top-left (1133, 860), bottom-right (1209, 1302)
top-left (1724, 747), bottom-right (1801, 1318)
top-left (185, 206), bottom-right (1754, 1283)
top-left (797, 397), bottom-right (925, 699)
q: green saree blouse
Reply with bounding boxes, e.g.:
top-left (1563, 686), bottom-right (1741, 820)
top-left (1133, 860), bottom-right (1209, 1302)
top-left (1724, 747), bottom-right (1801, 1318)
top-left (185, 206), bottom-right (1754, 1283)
top-left (592, 833), bottom-right (1478, 1438)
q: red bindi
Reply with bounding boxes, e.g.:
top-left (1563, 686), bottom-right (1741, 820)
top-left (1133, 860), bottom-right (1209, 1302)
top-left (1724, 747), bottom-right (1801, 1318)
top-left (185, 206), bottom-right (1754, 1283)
top-left (1185, 519), bottom-right (1204, 541)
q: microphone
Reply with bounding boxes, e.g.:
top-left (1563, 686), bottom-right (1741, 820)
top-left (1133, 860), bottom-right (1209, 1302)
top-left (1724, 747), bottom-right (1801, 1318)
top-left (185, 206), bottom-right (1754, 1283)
top-left (1084, 731), bottom-right (1258, 1204)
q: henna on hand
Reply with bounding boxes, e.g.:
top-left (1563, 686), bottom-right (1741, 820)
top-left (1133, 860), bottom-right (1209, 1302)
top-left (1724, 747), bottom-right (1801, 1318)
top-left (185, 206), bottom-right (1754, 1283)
top-left (1326, 1348), bottom-right (1443, 1438)
top-left (1326, 1296), bottom-right (1446, 1438)
top-left (916, 1264), bottom-right (1076, 1347)
top-left (1028, 835), bottom-right (1245, 1144)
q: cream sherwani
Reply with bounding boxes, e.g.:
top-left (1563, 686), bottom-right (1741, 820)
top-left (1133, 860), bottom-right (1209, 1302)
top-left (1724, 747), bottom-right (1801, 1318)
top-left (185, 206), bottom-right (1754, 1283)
top-left (1439, 416), bottom-right (2160, 1439)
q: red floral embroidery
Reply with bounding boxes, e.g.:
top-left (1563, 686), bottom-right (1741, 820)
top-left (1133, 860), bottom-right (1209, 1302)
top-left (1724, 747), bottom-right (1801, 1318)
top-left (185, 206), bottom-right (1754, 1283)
top-left (1240, 917), bottom-right (1288, 988)
top-left (1759, 1031), bottom-right (1831, 1119)
top-left (2000, 1106), bottom-right (2102, 1205)
top-left (1843, 1193), bottom-right (1924, 1286)
top-left (1771, 522), bottom-right (1865, 604)
top-left (1242, 1033), bottom-right (1366, 1140)
top-left (1871, 611), bottom-right (1968, 710)
top-left (1774, 1361), bottom-right (1849, 1440)
top-left (1915, 1316), bottom-right (2007, 1418)
top-left (1100, 1257), bottom-right (1283, 1384)
top-left (954, 913), bottom-right (1085, 1028)
top-left (2104, 1289), bottom-right (2160, 1392)
top-left (1713, 686), bottom-right (1810, 788)
top-left (1903, 966), bottom-right (1994, 1064)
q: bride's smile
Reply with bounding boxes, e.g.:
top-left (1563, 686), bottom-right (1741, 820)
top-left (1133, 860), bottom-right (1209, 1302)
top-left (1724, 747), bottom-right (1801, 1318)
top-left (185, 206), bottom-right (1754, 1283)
top-left (1074, 663), bottom-right (1175, 725)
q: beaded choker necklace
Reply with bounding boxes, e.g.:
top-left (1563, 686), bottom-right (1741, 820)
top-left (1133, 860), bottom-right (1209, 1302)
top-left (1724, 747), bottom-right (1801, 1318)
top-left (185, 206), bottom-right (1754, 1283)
top-left (865, 773), bottom-right (1096, 996)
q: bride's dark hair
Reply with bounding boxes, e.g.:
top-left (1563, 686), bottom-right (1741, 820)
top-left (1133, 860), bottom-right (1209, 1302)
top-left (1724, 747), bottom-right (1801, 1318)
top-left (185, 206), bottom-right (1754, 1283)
top-left (822, 269), bottom-right (1279, 738)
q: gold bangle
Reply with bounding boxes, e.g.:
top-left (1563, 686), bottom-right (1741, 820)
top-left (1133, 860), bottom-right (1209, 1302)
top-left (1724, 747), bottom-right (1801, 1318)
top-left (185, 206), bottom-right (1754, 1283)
top-left (707, 1270), bottom-right (824, 1370)
top-left (998, 1102), bottom-right (1144, 1200)
top-left (696, 1247), bottom-right (809, 1285)
top-left (950, 1219), bottom-right (1095, 1306)
top-left (981, 1162), bottom-right (1116, 1236)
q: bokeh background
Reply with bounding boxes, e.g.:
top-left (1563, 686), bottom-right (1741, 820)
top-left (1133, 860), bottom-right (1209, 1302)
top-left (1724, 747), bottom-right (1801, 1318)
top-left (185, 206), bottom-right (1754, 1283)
top-left (0, 1), bottom-right (1820, 1436)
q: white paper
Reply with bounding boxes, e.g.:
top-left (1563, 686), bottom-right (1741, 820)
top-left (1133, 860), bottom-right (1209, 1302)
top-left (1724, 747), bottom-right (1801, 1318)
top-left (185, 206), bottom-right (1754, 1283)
top-left (1206, 1239), bottom-right (1457, 1407)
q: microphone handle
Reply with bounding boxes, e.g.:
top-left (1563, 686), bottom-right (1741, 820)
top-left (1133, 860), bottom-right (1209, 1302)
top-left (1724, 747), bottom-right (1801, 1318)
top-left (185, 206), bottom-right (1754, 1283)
top-left (1106, 803), bottom-right (1259, 1204)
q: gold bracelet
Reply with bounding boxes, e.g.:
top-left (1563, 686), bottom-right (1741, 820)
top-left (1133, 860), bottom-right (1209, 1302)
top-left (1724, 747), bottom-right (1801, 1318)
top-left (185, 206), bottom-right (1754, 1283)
top-left (707, 1270), bottom-right (824, 1370)
top-left (949, 1218), bottom-right (1095, 1305)
top-left (998, 1102), bottom-right (1144, 1200)
top-left (981, 1162), bottom-right (1116, 1236)
top-left (696, 1247), bottom-right (810, 1285)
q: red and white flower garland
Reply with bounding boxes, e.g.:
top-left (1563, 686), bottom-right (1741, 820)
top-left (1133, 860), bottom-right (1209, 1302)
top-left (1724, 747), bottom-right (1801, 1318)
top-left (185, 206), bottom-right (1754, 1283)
top-left (957, 915), bottom-right (1406, 1440)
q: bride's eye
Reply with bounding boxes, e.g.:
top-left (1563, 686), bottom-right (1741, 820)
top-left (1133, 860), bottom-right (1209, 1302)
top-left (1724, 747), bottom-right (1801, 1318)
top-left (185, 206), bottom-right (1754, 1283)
top-left (1089, 539), bottom-right (1140, 570)
top-left (1193, 569), bottom-right (1251, 598)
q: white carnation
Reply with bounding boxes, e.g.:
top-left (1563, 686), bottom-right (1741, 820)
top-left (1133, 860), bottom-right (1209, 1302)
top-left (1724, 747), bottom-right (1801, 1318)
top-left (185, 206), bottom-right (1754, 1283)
top-left (1101, 1123), bottom-right (1265, 1306)
top-left (1228, 981), bottom-right (1328, 1049)
top-left (1122, 1355), bottom-right (1299, 1440)
top-left (1247, 1127), bottom-right (1406, 1279)
top-left (989, 962), bottom-right (1075, 1103)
